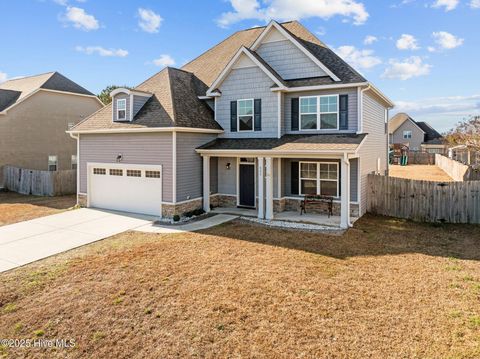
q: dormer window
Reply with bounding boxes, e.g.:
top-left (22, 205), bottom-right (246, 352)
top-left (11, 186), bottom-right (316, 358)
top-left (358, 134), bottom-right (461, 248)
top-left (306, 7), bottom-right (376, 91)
top-left (117, 99), bottom-right (126, 121)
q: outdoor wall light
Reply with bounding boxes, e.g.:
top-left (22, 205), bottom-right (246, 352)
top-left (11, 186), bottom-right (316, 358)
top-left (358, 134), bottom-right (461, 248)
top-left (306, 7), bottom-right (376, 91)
top-left (226, 162), bottom-right (231, 170)
top-left (116, 154), bottom-right (123, 162)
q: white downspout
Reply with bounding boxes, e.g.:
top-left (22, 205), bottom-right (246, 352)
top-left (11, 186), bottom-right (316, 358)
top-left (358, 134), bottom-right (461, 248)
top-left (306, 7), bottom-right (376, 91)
top-left (68, 132), bottom-right (80, 205)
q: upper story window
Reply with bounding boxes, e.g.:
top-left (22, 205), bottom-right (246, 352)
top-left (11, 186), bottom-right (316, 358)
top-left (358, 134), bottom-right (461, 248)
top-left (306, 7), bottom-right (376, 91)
top-left (117, 99), bottom-right (126, 121)
top-left (403, 130), bottom-right (412, 139)
top-left (237, 99), bottom-right (254, 131)
top-left (300, 95), bottom-right (339, 130)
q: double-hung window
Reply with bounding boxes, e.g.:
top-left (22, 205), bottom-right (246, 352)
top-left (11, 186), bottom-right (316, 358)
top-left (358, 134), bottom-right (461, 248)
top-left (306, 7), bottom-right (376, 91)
top-left (237, 99), bottom-right (254, 131)
top-left (300, 95), bottom-right (339, 130)
top-left (403, 130), bottom-right (412, 139)
top-left (299, 162), bottom-right (339, 197)
top-left (117, 99), bottom-right (126, 121)
top-left (48, 155), bottom-right (58, 172)
top-left (71, 155), bottom-right (77, 170)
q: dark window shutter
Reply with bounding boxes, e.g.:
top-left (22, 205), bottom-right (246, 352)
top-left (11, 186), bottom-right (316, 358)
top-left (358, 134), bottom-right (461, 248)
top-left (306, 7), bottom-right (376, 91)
top-left (291, 161), bottom-right (299, 195)
top-left (291, 98), bottom-right (299, 131)
top-left (230, 101), bottom-right (237, 132)
top-left (254, 99), bottom-right (262, 131)
top-left (339, 94), bottom-right (348, 130)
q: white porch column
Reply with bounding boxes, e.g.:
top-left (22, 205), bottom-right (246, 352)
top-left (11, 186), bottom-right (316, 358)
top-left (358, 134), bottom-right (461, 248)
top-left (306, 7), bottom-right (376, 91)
top-left (340, 155), bottom-right (350, 229)
top-left (203, 155), bottom-right (210, 212)
top-left (265, 157), bottom-right (274, 220)
top-left (257, 157), bottom-right (265, 219)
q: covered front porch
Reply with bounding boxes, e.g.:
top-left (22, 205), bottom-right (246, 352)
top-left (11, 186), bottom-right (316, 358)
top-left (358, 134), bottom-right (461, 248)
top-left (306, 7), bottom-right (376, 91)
top-left (199, 154), bottom-right (360, 229)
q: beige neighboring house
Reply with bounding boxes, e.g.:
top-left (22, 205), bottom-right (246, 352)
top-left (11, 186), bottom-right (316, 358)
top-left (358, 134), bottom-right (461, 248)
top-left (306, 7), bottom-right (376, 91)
top-left (0, 72), bottom-right (103, 187)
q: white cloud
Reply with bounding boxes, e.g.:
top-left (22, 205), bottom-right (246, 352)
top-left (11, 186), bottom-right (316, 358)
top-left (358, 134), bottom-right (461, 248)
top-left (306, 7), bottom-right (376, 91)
top-left (152, 54), bottom-right (175, 67)
top-left (431, 0), bottom-right (459, 11)
top-left (0, 71), bottom-right (7, 84)
top-left (396, 34), bottom-right (420, 50)
top-left (138, 8), bottom-right (162, 33)
top-left (382, 56), bottom-right (431, 80)
top-left (363, 35), bottom-right (378, 45)
top-left (75, 46), bottom-right (128, 57)
top-left (471, 0), bottom-right (480, 8)
top-left (63, 6), bottom-right (99, 31)
top-left (53, 0), bottom-right (68, 5)
top-left (432, 31), bottom-right (464, 50)
top-left (394, 94), bottom-right (480, 131)
top-left (217, 0), bottom-right (369, 27)
top-left (334, 45), bottom-right (381, 69)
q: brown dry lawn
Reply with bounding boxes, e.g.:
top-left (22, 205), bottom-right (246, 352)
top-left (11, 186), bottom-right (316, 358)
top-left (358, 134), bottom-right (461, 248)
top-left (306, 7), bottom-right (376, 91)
top-left (389, 164), bottom-right (453, 181)
top-left (0, 192), bottom-right (76, 226)
top-left (1, 215), bottom-right (480, 358)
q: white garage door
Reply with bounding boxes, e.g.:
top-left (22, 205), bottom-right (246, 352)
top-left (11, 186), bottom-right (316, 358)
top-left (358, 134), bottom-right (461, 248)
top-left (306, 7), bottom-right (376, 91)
top-left (88, 163), bottom-right (162, 216)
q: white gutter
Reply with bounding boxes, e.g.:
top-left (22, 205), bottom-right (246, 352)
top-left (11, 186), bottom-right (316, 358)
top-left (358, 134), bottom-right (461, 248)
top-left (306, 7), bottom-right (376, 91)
top-left (67, 127), bottom-right (224, 135)
top-left (272, 82), bottom-right (368, 93)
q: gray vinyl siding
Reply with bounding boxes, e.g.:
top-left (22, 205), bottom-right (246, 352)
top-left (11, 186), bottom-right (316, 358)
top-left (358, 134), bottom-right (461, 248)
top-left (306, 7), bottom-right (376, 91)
top-left (350, 158), bottom-right (358, 202)
top-left (217, 157), bottom-right (237, 195)
top-left (282, 158), bottom-right (358, 202)
top-left (112, 93), bottom-right (130, 121)
top-left (391, 119), bottom-right (424, 151)
top-left (210, 157), bottom-right (218, 194)
top-left (256, 40), bottom-right (327, 80)
top-left (358, 90), bottom-right (388, 215)
top-left (283, 88), bottom-right (358, 135)
top-left (216, 67), bottom-right (278, 138)
top-left (273, 158), bottom-right (279, 198)
top-left (79, 133), bottom-right (173, 202)
top-left (132, 95), bottom-right (149, 118)
top-left (176, 132), bottom-right (217, 202)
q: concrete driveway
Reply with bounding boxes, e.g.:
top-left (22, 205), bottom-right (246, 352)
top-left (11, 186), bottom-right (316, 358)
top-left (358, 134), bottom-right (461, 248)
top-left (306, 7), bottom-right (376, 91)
top-left (0, 208), bottom-right (155, 273)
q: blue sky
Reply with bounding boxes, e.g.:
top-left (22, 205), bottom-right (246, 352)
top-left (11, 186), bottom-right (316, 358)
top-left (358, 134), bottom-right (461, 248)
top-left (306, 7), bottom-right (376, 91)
top-left (1, 0), bottom-right (479, 132)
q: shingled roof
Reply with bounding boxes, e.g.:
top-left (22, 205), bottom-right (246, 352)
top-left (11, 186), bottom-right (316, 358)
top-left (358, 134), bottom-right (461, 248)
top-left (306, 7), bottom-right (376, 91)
top-left (197, 133), bottom-right (366, 152)
top-left (72, 67), bottom-right (221, 132)
top-left (0, 72), bottom-right (94, 112)
top-left (72, 20), bottom-right (377, 132)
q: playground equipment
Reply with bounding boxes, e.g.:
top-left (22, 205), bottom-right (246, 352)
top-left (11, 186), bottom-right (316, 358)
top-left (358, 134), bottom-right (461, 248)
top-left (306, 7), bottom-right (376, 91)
top-left (390, 144), bottom-right (409, 165)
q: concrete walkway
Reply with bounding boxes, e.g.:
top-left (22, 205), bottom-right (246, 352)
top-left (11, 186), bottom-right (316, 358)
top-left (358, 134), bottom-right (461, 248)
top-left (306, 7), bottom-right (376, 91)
top-left (135, 214), bottom-right (238, 234)
top-left (0, 208), bottom-right (155, 273)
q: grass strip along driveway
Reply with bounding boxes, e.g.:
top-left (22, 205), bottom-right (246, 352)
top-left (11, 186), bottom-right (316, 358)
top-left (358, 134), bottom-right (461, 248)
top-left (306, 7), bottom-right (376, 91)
top-left (0, 215), bottom-right (479, 358)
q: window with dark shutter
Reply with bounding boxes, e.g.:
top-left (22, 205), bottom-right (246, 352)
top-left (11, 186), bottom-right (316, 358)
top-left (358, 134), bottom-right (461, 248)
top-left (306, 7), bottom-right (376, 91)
top-left (339, 94), bottom-right (348, 130)
top-left (291, 161), bottom-right (299, 195)
top-left (254, 99), bottom-right (261, 131)
top-left (291, 98), bottom-right (299, 131)
top-left (230, 101), bottom-right (237, 132)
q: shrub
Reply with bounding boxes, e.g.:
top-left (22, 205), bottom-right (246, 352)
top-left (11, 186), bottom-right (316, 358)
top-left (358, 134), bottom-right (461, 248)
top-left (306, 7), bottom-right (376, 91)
top-left (194, 208), bottom-right (205, 216)
top-left (173, 214), bottom-right (180, 222)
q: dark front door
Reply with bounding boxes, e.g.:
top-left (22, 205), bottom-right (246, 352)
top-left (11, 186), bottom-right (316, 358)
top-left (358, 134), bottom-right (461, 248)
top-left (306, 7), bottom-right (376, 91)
top-left (239, 164), bottom-right (255, 207)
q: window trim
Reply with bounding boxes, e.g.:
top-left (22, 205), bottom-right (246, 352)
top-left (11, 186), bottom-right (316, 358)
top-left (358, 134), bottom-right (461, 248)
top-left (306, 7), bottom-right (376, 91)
top-left (299, 94), bottom-right (339, 131)
top-left (299, 161), bottom-right (339, 197)
top-left (403, 130), bottom-right (412, 139)
top-left (237, 98), bottom-right (254, 132)
top-left (116, 98), bottom-right (127, 121)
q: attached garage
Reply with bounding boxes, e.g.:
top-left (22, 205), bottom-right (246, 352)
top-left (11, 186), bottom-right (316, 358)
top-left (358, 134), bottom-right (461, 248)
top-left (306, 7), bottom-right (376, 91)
top-left (87, 163), bottom-right (162, 216)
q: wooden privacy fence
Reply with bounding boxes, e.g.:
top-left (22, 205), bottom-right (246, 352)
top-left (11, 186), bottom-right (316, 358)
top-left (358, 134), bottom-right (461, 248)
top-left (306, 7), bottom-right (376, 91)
top-left (3, 166), bottom-right (76, 196)
top-left (407, 151), bottom-right (435, 165)
top-left (367, 174), bottom-right (480, 224)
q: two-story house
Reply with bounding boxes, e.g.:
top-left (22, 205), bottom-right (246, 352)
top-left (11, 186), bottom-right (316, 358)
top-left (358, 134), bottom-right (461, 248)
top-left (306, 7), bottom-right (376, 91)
top-left (68, 20), bottom-right (393, 229)
top-left (0, 72), bottom-right (103, 186)
top-left (389, 112), bottom-right (445, 153)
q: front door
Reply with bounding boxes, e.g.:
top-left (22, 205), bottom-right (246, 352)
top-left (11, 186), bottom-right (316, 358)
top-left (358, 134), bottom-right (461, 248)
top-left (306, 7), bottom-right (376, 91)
top-left (239, 163), bottom-right (255, 207)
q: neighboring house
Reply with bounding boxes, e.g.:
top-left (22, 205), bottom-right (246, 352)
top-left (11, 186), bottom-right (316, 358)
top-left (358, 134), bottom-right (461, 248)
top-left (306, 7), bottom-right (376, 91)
top-left (0, 72), bottom-right (103, 186)
top-left (68, 20), bottom-right (393, 229)
top-left (389, 113), bottom-right (445, 153)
